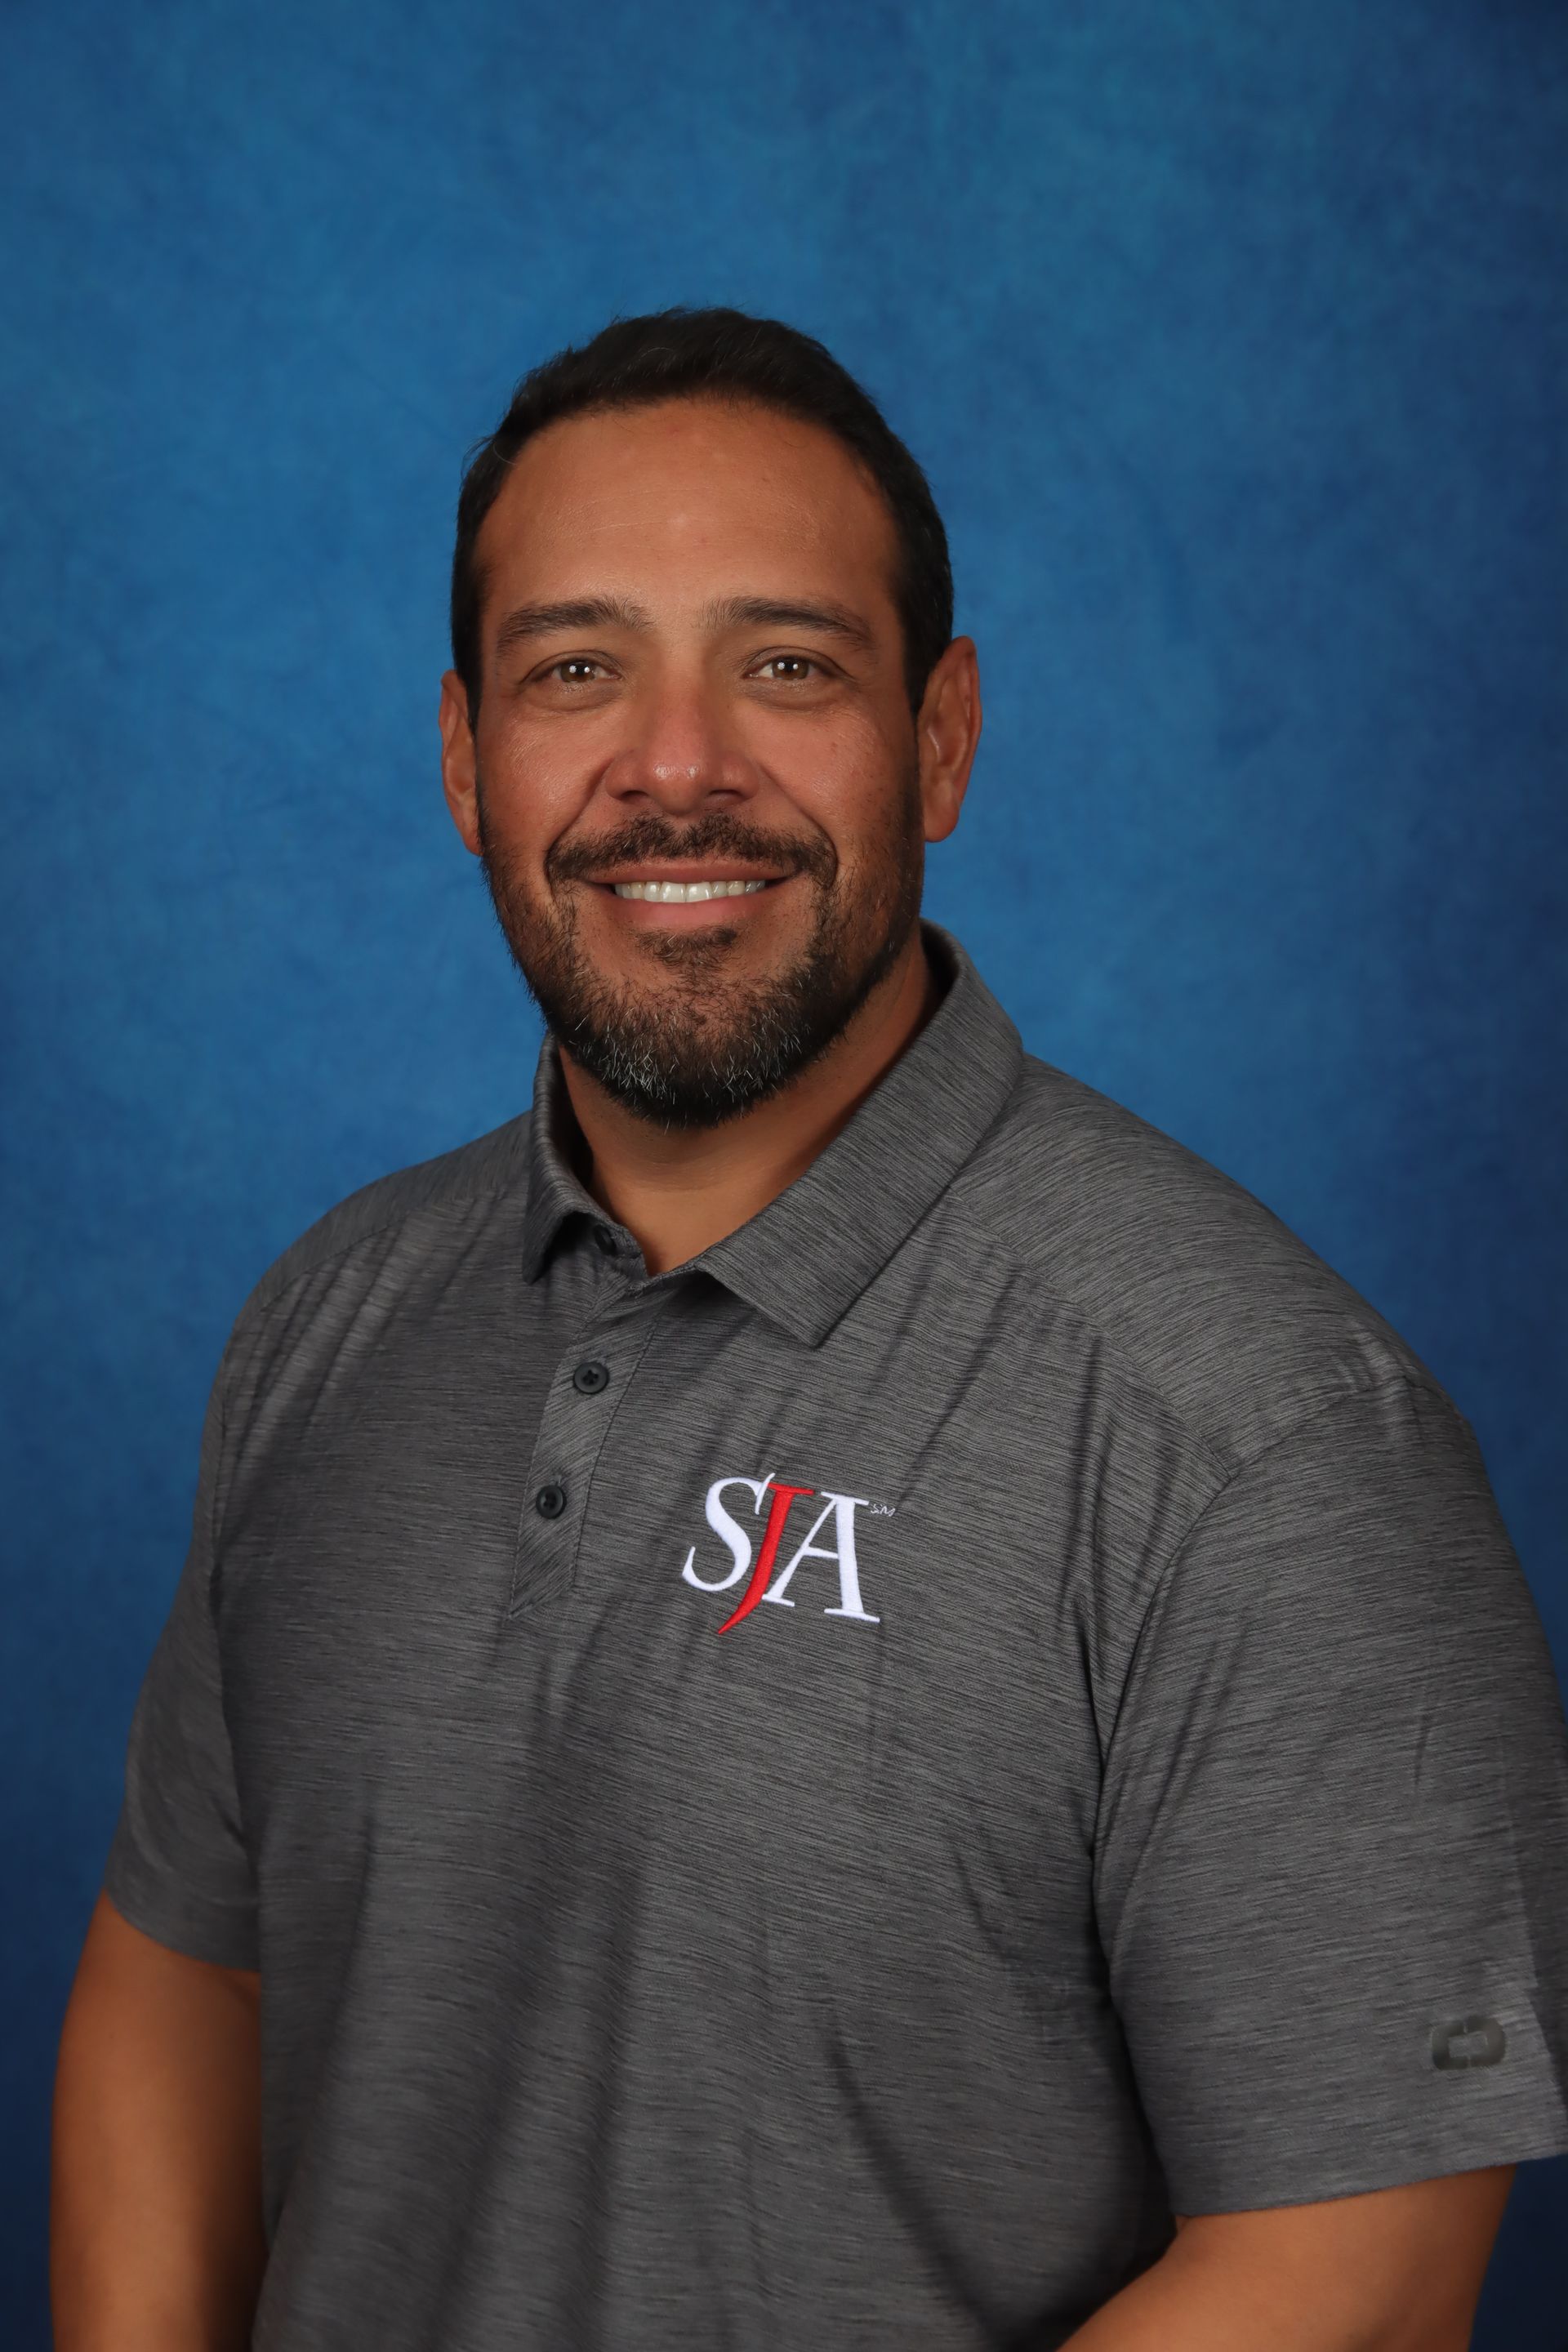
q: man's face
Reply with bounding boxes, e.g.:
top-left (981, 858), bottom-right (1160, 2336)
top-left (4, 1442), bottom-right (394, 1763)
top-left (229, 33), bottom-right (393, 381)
top-left (439, 396), bottom-right (973, 1126)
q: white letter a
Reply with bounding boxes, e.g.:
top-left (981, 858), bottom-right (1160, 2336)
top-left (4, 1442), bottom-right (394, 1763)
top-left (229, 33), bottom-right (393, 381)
top-left (763, 1491), bottom-right (880, 1624)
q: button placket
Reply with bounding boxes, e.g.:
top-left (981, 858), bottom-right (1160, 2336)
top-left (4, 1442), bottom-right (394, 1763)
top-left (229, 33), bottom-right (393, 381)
top-left (506, 1292), bottom-right (667, 1619)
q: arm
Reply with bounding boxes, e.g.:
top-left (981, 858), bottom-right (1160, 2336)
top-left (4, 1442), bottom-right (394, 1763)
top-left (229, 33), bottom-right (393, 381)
top-left (1062, 2168), bottom-right (1514, 2351)
top-left (51, 1891), bottom-right (266, 2352)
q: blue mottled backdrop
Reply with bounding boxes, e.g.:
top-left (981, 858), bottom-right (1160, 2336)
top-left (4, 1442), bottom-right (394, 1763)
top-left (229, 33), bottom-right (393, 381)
top-left (2, 2), bottom-right (1564, 2341)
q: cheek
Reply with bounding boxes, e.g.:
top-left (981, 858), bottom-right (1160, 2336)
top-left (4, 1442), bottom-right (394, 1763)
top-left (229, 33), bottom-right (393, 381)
top-left (476, 716), bottom-right (599, 853)
top-left (808, 747), bottom-right (920, 862)
top-left (754, 710), bottom-right (911, 838)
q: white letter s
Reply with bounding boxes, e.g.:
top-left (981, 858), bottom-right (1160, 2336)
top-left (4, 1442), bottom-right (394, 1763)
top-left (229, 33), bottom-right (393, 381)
top-left (680, 1473), bottom-right (773, 1592)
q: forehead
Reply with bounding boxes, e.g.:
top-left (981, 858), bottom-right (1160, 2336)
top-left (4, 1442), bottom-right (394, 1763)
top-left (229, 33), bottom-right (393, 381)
top-left (473, 397), bottom-right (902, 621)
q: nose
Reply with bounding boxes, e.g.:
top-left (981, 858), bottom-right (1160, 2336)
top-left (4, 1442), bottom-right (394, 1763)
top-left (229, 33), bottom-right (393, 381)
top-left (599, 668), bottom-right (760, 816)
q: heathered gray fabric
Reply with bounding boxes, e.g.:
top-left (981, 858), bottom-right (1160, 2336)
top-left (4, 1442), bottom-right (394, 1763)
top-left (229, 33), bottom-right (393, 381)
top-left (106, 924), bottom-right (1568, 2350)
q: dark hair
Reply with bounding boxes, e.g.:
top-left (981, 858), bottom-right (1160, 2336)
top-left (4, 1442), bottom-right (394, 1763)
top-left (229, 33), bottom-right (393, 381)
top-left (450, 306), bottom-right (953, 719)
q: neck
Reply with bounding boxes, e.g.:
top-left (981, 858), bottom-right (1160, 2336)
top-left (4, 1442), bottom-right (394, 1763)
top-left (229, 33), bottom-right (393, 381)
top-left (558, 931), bottom-right (940, 1276)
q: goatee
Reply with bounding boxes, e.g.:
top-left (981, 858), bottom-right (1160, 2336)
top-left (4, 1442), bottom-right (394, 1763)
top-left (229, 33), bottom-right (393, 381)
top-left (477, 799), bottom-right (924, 1130)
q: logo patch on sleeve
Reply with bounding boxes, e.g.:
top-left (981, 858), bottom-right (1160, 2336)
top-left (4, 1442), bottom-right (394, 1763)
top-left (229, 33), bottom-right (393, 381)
top-left (1429, 2014), bottom-right (1507, 2071)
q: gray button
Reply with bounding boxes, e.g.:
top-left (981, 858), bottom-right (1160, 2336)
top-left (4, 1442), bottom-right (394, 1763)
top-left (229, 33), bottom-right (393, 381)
top-left (572, 1361), bottom-right (611, 1396)
top-left (592, 1228), bottom-right (618, 1256)
top-left (534, 1482), bottom-right (568, 1521)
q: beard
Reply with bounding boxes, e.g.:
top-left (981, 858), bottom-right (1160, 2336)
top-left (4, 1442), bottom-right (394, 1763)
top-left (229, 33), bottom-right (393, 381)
top-left (476, 787), bottom-right (925, 1129)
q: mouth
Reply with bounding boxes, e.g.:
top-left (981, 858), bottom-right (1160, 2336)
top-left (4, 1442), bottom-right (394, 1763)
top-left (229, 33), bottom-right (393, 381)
top-left (608, 877), bottom-right (772, 904)
top-left (579, 861), bottom-right (794, 915)
top-left (549, 821), bottom-right (828, 938)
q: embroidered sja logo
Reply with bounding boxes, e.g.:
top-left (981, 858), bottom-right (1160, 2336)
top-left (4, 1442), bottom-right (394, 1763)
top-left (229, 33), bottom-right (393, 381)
top-left (680, 1475), bottom-right (882, 1635)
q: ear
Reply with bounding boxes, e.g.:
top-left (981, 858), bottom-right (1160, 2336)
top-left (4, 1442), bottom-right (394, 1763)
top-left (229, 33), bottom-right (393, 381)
top-left (915, 636), bottom-right (981, 844)
top-left (439, 670), bottom-right (483, 857)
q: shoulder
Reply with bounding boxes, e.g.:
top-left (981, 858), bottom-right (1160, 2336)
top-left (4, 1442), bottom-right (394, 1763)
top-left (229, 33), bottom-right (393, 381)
top-left (235, 1111), bottom-right (532, 1330)
top-left (955, 1054), bottom-right (1449, 1472)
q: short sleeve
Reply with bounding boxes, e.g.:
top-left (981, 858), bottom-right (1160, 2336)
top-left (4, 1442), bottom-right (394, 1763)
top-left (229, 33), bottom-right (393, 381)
top-left (103, 1343), bottom-right (260, 1970)
top-left (1094, 1374), bottom-right (1568, 2212)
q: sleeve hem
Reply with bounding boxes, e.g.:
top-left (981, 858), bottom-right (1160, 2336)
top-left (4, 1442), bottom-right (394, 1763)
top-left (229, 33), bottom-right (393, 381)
top-left (103, 1864), bottom-right (260, 1973)
top-left (1166, 2118), bottom-right (1568, 2216)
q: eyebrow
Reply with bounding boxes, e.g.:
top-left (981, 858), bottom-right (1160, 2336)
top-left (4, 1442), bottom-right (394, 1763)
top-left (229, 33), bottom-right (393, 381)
top-left (490, 592), bottom-right (879, 660)
top-left (699, 596), bottom-right (878, 654)
top-left (492, 597), bottom-right (652, 655)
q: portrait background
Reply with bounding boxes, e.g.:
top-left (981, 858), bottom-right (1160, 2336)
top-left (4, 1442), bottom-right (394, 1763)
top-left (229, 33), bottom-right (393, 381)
top-left (2, 2), bottom-right (1564, 2341)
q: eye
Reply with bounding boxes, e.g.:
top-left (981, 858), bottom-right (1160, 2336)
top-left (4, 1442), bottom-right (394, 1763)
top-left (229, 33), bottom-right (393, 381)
top-left (751, 654), bottom-right (824, 684)
top-left (546, 657), bottom-right (609, 685)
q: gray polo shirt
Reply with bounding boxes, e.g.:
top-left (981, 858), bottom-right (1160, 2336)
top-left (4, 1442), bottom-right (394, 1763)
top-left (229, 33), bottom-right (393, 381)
top-left (107, 924), bottom-right (1568, 2350)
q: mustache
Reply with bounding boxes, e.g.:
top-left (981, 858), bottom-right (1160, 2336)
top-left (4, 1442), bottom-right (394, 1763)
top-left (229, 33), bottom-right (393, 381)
top-left (546, 810), bottom-right (836, 888)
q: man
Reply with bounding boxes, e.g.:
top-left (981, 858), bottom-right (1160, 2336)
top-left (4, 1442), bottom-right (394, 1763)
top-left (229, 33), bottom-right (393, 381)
top-left (53, 307), bottom-right (1568, 2350)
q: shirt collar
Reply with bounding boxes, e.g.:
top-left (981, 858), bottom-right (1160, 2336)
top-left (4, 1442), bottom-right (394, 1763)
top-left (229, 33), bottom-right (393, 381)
top-left (519, 923), bottom-right (1024, 1347)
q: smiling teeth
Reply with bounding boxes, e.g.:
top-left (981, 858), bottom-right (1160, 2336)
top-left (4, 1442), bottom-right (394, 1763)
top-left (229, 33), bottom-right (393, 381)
top-left (612, 880), bottom-right (771, 902)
